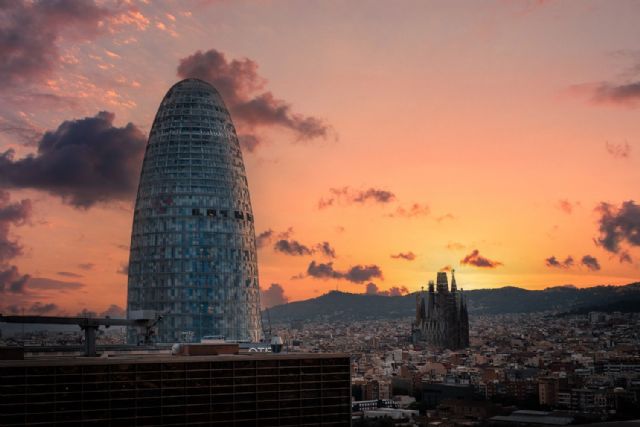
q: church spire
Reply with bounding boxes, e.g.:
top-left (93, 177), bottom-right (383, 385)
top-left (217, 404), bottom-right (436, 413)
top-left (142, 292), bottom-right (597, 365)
top-left (451, 269), bottom-right (457, 292)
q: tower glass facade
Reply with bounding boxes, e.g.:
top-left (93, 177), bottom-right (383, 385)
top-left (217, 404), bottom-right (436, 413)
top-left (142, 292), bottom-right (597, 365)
top-left (127, 78), bottom-right (262, 343)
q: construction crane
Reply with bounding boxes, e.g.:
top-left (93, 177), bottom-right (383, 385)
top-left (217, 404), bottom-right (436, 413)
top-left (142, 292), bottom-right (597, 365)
top-left (0, 312), bottom-right (165, 357)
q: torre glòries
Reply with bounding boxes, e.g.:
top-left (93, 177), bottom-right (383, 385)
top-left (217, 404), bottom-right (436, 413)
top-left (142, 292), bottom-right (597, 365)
top-left (412, 270), bottom-right (469, 349)
top-left (127, 79), bottom-right (262, 343)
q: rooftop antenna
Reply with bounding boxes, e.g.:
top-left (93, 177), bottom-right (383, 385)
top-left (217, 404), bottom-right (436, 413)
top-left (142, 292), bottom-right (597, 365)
top-left (264, 307), bottom-right (273, 339)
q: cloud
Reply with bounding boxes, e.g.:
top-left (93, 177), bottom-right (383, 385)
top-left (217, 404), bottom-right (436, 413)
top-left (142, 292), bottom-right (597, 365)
top-left (177, 49), bottom-right (331, 150)
top-left (595, 201), bottom-right (640, 254)
top-left (28, 302), bottom-right (59, 315)
top-left (0, 265), bottom-right (29, 293)
top-left (57, 271), bottom-right (83, 278)
top-left (318, 186), bottom-right (396, 209)
top-left (315, 241), bottom-right (336, 258)
top-left (305, 261), bottom-right (383, 283)
top-left (460, 249), bottom-right (503, 268)
top-left (238, 134), bottom-right (261, 152)
top-left (256, 227), bottom-right (293, 250)
top-left (390, 251), bottom-right (416, 261)
top-left (545, 255), bottom-right (574, 269)
top-left (389, 203), bottom-right (430, 218)
top-left (100, 304), bottom-right (125, 318)
top-left (256, 229), bottom-right (274, 249)
top-left (77, 263), bottom-right (94, 270)
top-left (591, 81), bottom-right (640, 107)
top-left (0, 111), bottom-right (146, 208)
top-left (581, 255), bottom-right (601, 271)
top-left (260, 283), bottom-right (289, 309)
top-left (365, 283), bottom-right (409, 296)
top-left (557, 199), bottom-right (575, 214)
top-left (605, 141), bottom-right (631, 159)
top-left (273, 239), bottom-right (336, 258)
top-left (0, 190), bottom-right (31, 293)
top-left (619, 251), bottom-right (633, 264)
top-left (440, 265), bottom-right (453, 272)
top-left (0, 0), bottom-right (112, 87)
top-left (274, 239), bottom-right (313, 256)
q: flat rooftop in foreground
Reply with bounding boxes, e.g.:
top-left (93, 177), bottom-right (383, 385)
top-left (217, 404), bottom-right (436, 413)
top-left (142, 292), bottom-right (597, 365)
top-left (0, 352), bottom-right (352, 426)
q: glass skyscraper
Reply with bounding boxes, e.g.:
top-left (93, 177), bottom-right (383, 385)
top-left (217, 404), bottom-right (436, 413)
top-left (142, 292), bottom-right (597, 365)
top-left (127, 78), bottom-right (262, 343)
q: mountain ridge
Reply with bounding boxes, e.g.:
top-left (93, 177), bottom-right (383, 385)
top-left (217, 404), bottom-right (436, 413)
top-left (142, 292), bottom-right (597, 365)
top-left (265, 282), bottom-right (640, 323)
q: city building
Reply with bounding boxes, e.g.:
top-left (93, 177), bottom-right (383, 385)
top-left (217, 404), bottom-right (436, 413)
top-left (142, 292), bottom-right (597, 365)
top-left (412, 270), bottom-right (470, 349)
top-left (0, 352), bottom-right (351, 426)
top-left (127, 78), bottom-right (262, 343)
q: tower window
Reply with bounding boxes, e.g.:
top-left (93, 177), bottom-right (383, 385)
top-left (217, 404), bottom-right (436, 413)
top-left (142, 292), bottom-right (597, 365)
top-left (234, 211), bottom-right (244, 220)
top-left (192, 208), bottom-right (202, 216)
top-left (219, 210), bottom-right (228, 218)
top-left (206, 209), bottom-right (216, 217)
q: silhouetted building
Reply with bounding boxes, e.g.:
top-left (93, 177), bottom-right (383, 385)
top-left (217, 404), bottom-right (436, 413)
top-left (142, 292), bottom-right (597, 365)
top-left (0, 353), bottom-right (351, 426)
top-left (412, 270), bottom-right (469, 349)
top-left (127, 78), bottom-right (262, 343)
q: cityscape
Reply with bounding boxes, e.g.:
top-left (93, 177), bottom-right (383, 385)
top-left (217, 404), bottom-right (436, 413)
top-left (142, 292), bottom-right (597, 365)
top-left (1, 1), bottom-right (640, 426)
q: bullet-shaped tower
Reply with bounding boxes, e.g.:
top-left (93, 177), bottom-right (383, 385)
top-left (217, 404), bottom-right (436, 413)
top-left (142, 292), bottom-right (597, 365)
top-left (127, 78), bottom-right (262, 343)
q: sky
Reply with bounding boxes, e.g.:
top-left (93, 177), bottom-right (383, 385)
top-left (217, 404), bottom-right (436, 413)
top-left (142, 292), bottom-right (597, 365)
top-left (0, 0), bottom-right (639, 317)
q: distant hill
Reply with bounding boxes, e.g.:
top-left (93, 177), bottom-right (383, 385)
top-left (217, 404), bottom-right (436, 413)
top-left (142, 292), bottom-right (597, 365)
top-left (265, 283), bottom-right (640, 323)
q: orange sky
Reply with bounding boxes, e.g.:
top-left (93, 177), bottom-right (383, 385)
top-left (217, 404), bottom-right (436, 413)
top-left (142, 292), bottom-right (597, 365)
top-left (1, 0), bottom-right (639, 315)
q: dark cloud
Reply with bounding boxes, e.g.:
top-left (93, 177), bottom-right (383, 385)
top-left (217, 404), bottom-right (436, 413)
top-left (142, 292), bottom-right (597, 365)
top-left (256, 227), bottom-right (293, 250)
top-left (545, 255), bottom-right (574, 269)
top-left (315, 241), bottom-right (336, 258)
top-left (0, 265), bottom-right (29, 293)
top-left (177, 49), bottom-right (331, 150)
top-left (595, 201), bottom-right (640, 254)
top-left (307, 261), bottom-right (342, 280)
top-left (318, 187), bottom-right (396, 209)
top-left (274, 239), bottom-right (337, 258)
top-left (619, 251), bottom-right (633, 264)
top-left (305, 261), bottom-right (383, 283)
top-left (592, 81), bottom-right (640, 106)
top-left (100, 304), bottom-right (125, 318)
top-left (260, 283), bottom-right (289, 309)
top-left (345, 264), bottom-right (384, 283)
top-left (581, 255), bottom-right (601, 271)
top-left (238, 134), bottom-right (261, 152)
top-left (460, 250), bottom-right (503, 268)
top-left (0, 0), bottom-right (112, 86)
top-left (388, 203), bottom-right (430, 218)
top-left (77, 263), bottom-right (94, 270)
top-left (365, 283), bottom-right (409, 296)
top-left (0, 111), bottom-right (146, 208)
top-left (0, 190), bottom-right (31, 293)
top-left (390, 251), bottom-right (416, 261)
top-left (274, 239), bottom-right (313, 256)
top-left (57, 271), bottom-right (83, 278)
top-left (606, 141), bottom-right (631, 159)
top-left (256, 229), bottom-right (274, 249)
top-left (28, 302), bottom-right (59, 315)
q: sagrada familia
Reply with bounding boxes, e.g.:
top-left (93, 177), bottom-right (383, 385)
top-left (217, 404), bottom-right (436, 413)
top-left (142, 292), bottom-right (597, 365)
top-left (411, 270), bottom-right (470, 349)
